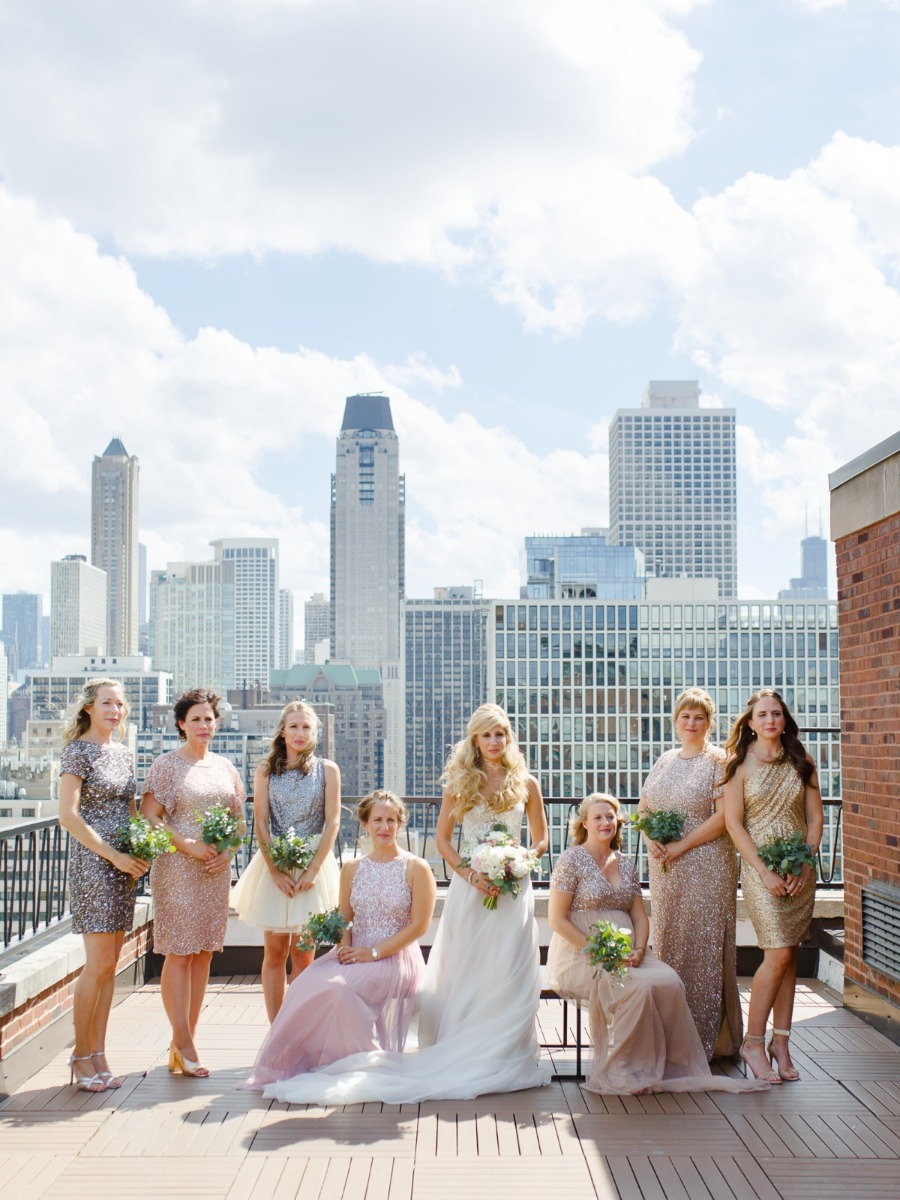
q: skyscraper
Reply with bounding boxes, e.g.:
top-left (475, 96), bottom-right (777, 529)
top-left (304, 592), bottom-right (330, 663)
top-left (91, 437), bottom-right (139, 655)
top-left (523, 532), bottom-right (645, 599)
top-left (609, 382), bottom-right (737, 596)
top-left (50, 555), bottom-right (107, 658)
top-left (1, 592), bottom-right (43, 674)
top-left (210, 538), bottom-right (279, 689)
top-left (778, 535), bottom-right (829, 599)
top-left (278, 588), bottom-right (295, 669)
top-left (330, 394), bottom-right (405, 667)
top-left (152, 558), bottom-right (236, 695)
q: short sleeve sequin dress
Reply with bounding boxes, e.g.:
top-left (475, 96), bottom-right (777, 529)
top-left (143, 750), bottom-right (246, 956)
top-left (641, 746), bottom-right (742, 1058)
top-left (243, 852), bottom-right (425, 1087)
top-left (741, 757), bottom-right (815, 950)
top-left (546, 847), bottom-right (765, 1095)
top-left (61, 740), bottom-right (137, 935)
top-left (231, 757), bottom-right (340, 932)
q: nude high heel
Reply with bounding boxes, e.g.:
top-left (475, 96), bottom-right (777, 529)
top-left (68, 1053), bottom-right (107, 1092)
top-left (739, 1034), bottom-right (781, 1084)
top-left (168, 1042), bottom-right (210, 1078)
top-left (767, 1027), bottom-right (800, 1082)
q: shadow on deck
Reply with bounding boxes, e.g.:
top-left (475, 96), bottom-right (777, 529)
top-left (0, 977), bottom-right (898, 1199)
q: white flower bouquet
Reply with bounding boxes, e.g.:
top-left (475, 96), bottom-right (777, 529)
top-left (460, 823), bottom-right (541, 911)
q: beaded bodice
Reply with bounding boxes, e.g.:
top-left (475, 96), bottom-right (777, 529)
top-left (350, 854), bottom-right (412, 947)
top-left (268, 758), bottom-right (326, 838)
top-left (550, 847), bottom-right (640, 912)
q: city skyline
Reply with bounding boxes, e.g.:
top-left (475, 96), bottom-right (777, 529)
top-left (3, 3), bottom-right (899, 614)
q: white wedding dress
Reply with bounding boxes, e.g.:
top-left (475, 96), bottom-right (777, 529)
top-left (262, 801), bottom-right (550, 1104)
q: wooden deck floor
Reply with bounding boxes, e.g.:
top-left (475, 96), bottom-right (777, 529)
top-left (1, 977), bottom-right (898, 1199)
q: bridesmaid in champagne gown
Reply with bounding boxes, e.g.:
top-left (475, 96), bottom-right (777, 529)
top-left (724, 690), bottom-right (823, 1084)
top-left (548, 794), bottom-right (767, 1095)
top-left (638, 688), bottom-right (741, 1059)
top-left (242, 792), bottom-right (435, 1088)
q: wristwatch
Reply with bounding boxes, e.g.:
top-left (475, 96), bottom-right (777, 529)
top-left (371, 947), bottom-right (379, 960)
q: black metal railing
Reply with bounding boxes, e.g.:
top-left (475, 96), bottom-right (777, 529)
top-left (0, 819), bottom-right (70, 949)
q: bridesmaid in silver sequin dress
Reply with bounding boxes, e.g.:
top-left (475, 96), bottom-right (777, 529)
top-left (141, 688), bottom-right (246, 1078)
top-left (231, 701), bottom-right (341, 1021)
top-left (638, 688), bottom-right (742, 1059)
top-left (243, 792), bottom-right (436, 1088)
top-left (59, 679), bottom-right (150, 1091)
top-left (724, 690), bottom-right (823, 1084)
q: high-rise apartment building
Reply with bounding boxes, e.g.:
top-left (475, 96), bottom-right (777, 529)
top-left (778, 535), bottom-right (829, 600)
top-left (152, 559), bottom-right (236, 695)
top-left (609, 382), bottom-right (737, 596)
top-left (523, 532), bottom-right (645, 600)
top-left (1, 592), bottom-right (43, 674)
top-left (304, 593), bottom-right (330, 663)
top-left (330, 395), bottom-right (405, 668)
top-left (91, 437), bottom-right (139, 655)
top-left (210, 538), bottom-right (279, 689)
top-left (50, 555), bottom-right (107, 658)
top-left (278, 588), bottom-right (294, 669)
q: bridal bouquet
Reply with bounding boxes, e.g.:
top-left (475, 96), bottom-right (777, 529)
top-left (460, 824), bottom-right (541, 911)
top-left (116, 815), bottom-right (176, 863)
top-left (757, 831), bottom-right (816, 901)
top-left (296, 907), bottom-right (352, 954)
top-left (267, 827), bottom-right (317, 878)
top-left (631, 809), bottom-right (685, 872)
top-left (583, 919), bottom-right (632, 985)
top-left (198, 803), bottom-right (245, 853)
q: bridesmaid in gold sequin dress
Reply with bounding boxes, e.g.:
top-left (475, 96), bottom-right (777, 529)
top-left (141, 688), bottom-right (246, 1078)
top-left (723, 690), bottom-right (823, 1084)
top-left (638, 688), bottom-right (742, 1059)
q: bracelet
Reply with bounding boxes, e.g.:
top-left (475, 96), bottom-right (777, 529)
top-left (467, 870), bottom-right (475, 884)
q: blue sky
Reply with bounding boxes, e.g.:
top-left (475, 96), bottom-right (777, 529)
top-left (1, 0), bottom-right (899, 630)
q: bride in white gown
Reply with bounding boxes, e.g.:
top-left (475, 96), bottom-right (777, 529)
top-left (261, 703), bottom-right (551, 1104)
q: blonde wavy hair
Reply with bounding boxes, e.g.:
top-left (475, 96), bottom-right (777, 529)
top-left (441, 703), bottom-right (530, 821)
top-left (61, 679), bottom-right (128, 747)
top-left (672, 687), bottom-right (716, 737)
top-left (263, 700), bottom-right (319, 777)
top-left (570, 793), bottom-right (624, 849)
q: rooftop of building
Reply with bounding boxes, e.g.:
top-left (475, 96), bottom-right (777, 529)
top-left (341, 393), bottom-right (395, 432)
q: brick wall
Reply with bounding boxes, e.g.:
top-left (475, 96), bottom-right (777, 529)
top-left (0, 920), bottom-right (153, 1059)
top-left (835, 511), bottom-right (900, 1004)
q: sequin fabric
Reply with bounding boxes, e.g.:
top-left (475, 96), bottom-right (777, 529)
top-left (267, 757), bottom-right (326, 838)
top-left (143, 750), bottom-right (246, 955)
top-left (349, 854), bottom-right (413, 948)
top-left (741, 757), bottom-right (814, 950)
top-left (550, 846), bottom-right (640, 911)
top-left (61, 740), bottom-right (137, 935)
top-left (641, 746), bottom-right (742, 1058)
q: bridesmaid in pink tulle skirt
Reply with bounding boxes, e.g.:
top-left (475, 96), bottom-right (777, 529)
top-left (242, 792), bottom-right (436, 1088)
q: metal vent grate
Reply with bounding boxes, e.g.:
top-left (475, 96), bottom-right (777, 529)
top-left (862, 881), bottom-right (900, 983)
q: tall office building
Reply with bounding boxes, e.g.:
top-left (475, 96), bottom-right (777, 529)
top-left (50, 556), bottom-right (107, 657)
top-left (1, 592), bottom-right (43, 674)
top-left (278, 588), bottom-right (294, 669)
top-left (304, 593), bottom-right (330, 664)
top-left (330, 395), bottom-right (405, 668)
top-left (523, 531), bottom-right (645, 600)
top-left (609, 382), bottom-right (737, 596)
top-left (152, 559), bottom-right (236, 695)
top-left (210, 538), bottom-right (279, 689)
top-left (778, 535), bottom-right (829, 600)
top-left (91, 438), bottom-right (140, 655)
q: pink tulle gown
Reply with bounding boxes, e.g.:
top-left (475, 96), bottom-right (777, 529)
top-left (242, 853), bottom-right (424, 1088)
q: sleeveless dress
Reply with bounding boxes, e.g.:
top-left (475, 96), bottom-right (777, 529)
top-left (546, 848), bottom-right (766, 1095)
top-left (641, 746), bottom-right (742, 1058)
top-left (231, 758), bottom-right (339, 932)
top-left (741, 757), bottom-right (815, 949)
top-left (259, 800), bottom-right (550, 1104)
top-left (242, 853), bottom-right (425, 1087)
top-left (61, 740), bottom-right (137, 935)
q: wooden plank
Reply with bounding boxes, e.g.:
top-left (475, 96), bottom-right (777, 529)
top-left (387, 1157), bottom-right (414, 1200)
top-left (415, 1111), bottom-right (437, 1158)
top-left (625, 1155), bottom-right (667, 1200)
top-left (856, 1111), bottom-right (900, 1157)
top-left (650, 1156), bottom-right (695, 1200)
top-left (475, 1112), bottom-right (499, 1157)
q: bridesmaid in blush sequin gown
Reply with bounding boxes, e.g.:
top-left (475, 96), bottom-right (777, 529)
top-left (243, 792), bottom-right (436, 1088)
top-left (638, 688), bottom-right (742, 1059)
top-left (547, 794), bottom-right (767, 1096)
top-left (724, 690), bottom-right (823, 1084)
top-left (59, 679), bottom-right (150, 1091)
top-left (141, 689), bottom-right (246, 1078)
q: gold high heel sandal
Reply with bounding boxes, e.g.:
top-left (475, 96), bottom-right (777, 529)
top-left (91, 1051), bottom-right (123, 1089)
top-left (168, 1042), bottom-right (210, 1078)
top-left (68, 1053), bottom-right (107, 1092)
top-left (739, 1034), bottom-right (781, 1084)
top-left (767, 1027), bottom-right (800, 1082)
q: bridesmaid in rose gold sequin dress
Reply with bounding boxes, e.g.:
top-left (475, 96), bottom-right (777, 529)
top-left (243, 792), bottom-right (436, 1089)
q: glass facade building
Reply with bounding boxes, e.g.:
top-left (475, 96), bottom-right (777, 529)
top-left (523, 532), bottom-right (644, 600)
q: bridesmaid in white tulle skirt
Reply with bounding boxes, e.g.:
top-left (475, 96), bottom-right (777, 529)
top-left (241, 791), bottom-right (436, 1088)
top-left (231, 702), bottom-right (341, 1021)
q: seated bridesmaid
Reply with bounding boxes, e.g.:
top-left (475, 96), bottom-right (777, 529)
top-left (243, 791), bottom-right (436, 1088)
top-left (547, 794), bottom-right (766, 1095)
